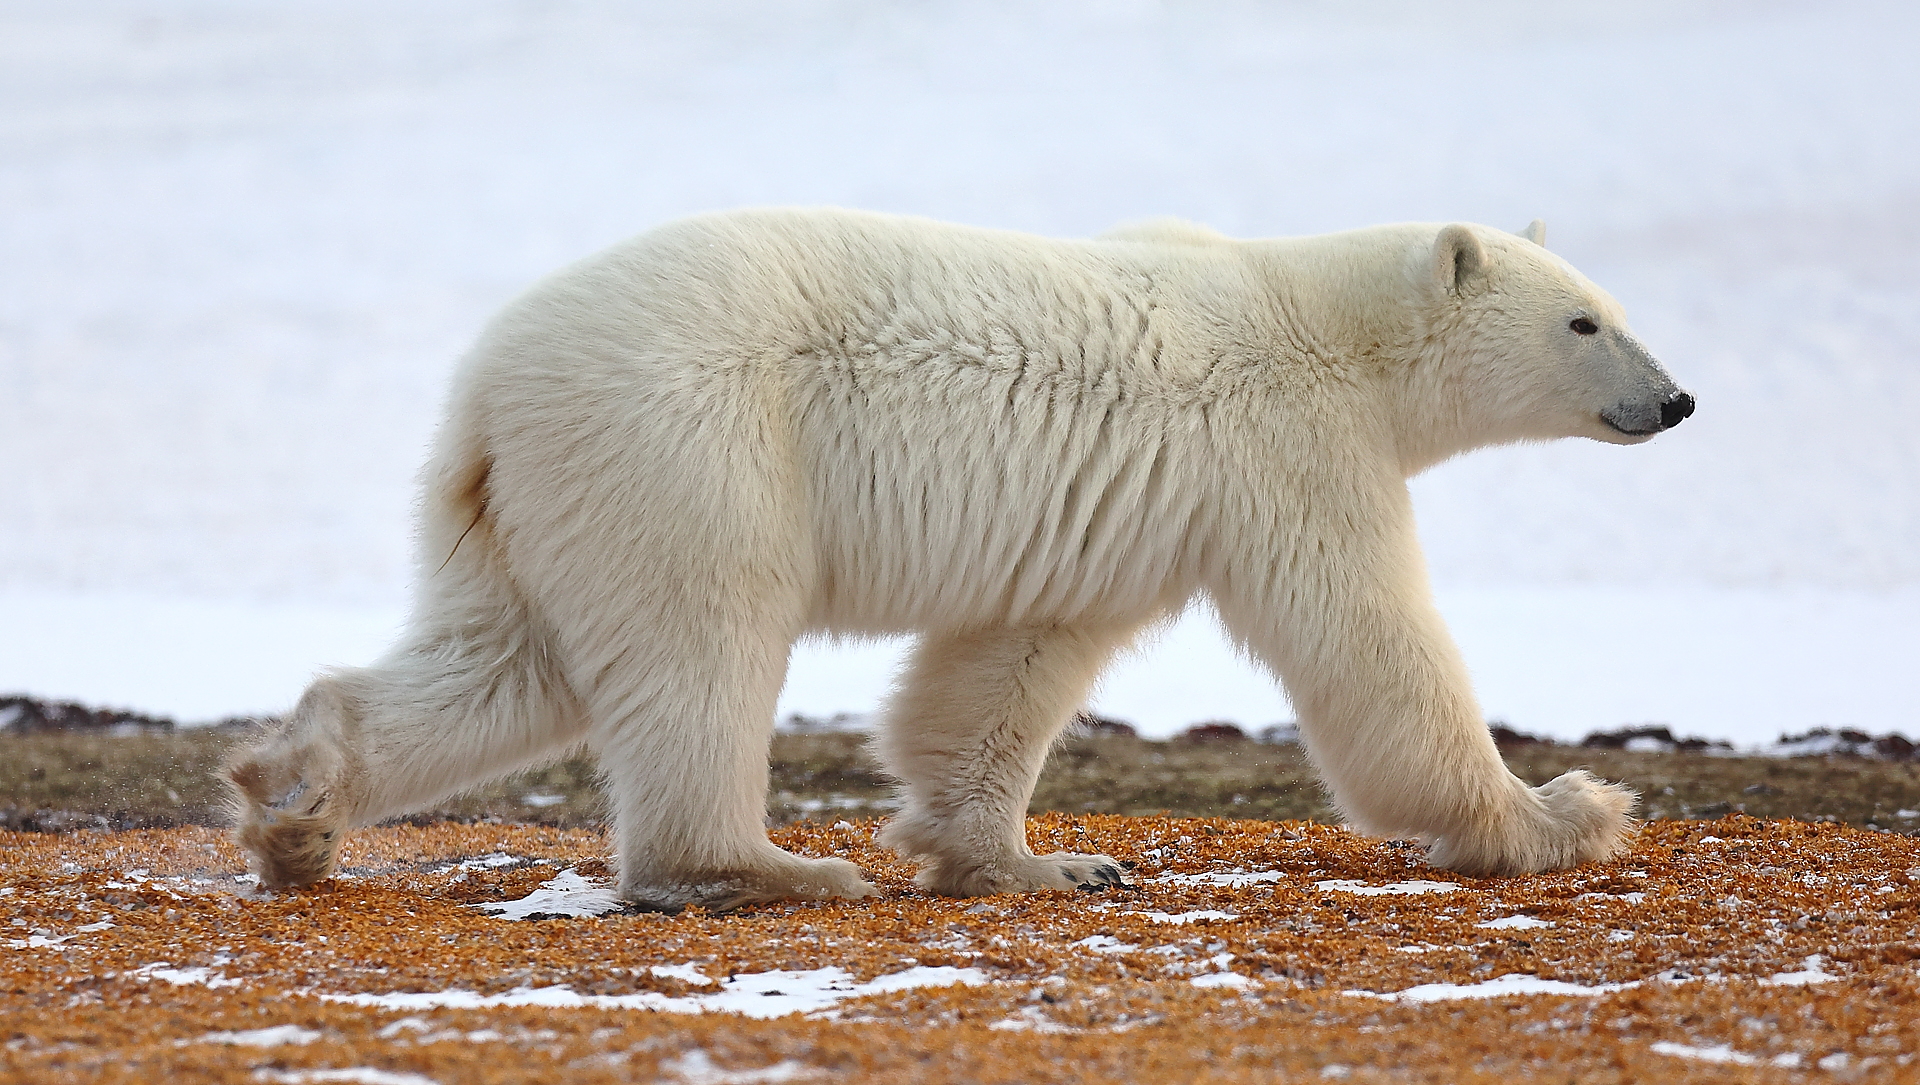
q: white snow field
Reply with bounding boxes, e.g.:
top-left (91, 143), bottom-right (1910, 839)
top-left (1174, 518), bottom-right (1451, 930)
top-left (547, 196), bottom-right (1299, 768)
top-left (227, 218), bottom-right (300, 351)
top-left (2, 1), bottom-right (1916, 742)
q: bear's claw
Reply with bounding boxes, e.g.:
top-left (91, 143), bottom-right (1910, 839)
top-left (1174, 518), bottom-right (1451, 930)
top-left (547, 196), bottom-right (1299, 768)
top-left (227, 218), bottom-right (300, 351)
top-left (1071, 863), bottom-right (1129, 891)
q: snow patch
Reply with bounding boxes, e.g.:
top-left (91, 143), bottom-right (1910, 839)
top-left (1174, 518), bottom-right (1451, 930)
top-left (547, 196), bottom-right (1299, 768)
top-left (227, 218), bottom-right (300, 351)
top-left (130, 964), bottom-right (244, 989)
top-left (1476, 915), bottom-right (1553, 930)
top-left (458, 853), bottom-right (529, 870)
top-left (194, 1025), bottom-right (322, 1047)
top-left (471, 869), bottom-right (623, 920)
top-left (1317, 880), bottom-right (1462, 896)
top-left (1071, 935), bottom-right (1141, 954)
top-left (1155, 869), bottom-right (1290, 889)
top-left (254, 1071), bottom-right (440, 1085)
top-left (987, 1007), bottom-right (1082, 1034)
top-left (658, 1050), bottom-right (818, 1084)
top-left (986, 1005), bottom-right (1161, 1034)
top-left (1578, 891), bottom-right (1648, 904)
top-left (1649, 1042), bottom-right (1757, 1066)
top-left (1351, 974), bottom-right (1636, 1003)
top-left (323, 965), bottom-right (987, 1020)
top-left (1124, 910), bottom-right (1240, 925)
top-left (1759, 955), bottom-right (1834, 986)
top-left (7, 934), bottom-right (76, 950)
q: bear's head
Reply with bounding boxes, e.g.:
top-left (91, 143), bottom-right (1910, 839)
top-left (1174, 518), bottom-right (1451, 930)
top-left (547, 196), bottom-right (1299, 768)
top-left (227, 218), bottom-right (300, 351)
top-left (1409, 220), bottom-right (1692, 464)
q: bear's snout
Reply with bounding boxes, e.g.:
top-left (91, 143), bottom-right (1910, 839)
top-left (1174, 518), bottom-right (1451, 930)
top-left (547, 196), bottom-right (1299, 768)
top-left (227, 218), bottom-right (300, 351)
top-left (1659, 392), bottom-right (1695, 430)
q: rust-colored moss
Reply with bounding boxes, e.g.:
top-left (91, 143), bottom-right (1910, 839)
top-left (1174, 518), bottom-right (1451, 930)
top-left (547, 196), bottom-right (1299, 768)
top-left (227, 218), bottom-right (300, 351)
top-left (4, 814), bottom-right (1917, 1083)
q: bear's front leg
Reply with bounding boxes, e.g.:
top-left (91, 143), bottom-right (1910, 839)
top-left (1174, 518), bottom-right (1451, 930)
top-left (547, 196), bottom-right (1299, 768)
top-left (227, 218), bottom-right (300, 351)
top-left (876, 621), bottom-right (1142, 896)
top-left (1212, 483), bottom-right (1636, 877)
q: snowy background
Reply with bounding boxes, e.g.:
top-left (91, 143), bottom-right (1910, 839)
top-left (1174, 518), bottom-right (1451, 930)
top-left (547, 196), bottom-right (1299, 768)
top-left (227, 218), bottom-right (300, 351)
top-left (3, 0), bottom-right (1915, 743)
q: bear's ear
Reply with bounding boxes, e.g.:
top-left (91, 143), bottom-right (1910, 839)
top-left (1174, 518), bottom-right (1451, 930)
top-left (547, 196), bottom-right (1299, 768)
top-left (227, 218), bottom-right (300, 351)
top-left (1432, 224), bottom-right (1488, 296)
top-left (1518, 219), bottom-right (1546, 246)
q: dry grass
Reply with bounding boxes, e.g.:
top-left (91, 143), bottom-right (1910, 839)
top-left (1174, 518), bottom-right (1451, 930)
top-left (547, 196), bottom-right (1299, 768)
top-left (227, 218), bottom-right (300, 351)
top-left (3, 727), bottom-right (1917, 835)
top-left (0, 729), bottom-right (240, 831)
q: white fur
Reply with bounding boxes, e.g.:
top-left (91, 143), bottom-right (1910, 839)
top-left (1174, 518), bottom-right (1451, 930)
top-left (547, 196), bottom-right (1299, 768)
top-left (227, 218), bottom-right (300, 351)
top-left (228, 209), bottom-right (1687, 906)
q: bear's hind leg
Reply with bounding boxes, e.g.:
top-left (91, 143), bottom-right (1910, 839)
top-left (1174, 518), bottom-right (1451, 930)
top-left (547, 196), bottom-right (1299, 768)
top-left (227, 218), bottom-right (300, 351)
top-left (584, 620), bottom-right (877, 913)
top-left (225, 676), bottom-right (361, 889)
top-left (876, 620), bottom-right (1144, 896)
top-left (226, 601), bottom-right (589, 888)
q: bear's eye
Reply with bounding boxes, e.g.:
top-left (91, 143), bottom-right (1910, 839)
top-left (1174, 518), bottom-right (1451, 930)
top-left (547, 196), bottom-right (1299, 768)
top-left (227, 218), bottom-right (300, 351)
top-left (1569, 317), bottom-right (1599, 335)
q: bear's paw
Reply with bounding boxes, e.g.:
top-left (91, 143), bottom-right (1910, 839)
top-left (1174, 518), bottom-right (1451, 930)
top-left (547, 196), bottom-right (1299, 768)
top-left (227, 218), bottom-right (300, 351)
top-left (1426, 770), bottom-right (1638, 877)
top-left (619, 855), bottom-right (878, 914)
top-left (913, 851), bottom-right (1134, 897)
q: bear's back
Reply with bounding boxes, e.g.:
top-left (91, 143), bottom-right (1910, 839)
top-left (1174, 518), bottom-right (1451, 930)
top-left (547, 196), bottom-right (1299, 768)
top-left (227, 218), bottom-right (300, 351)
top-left (495, 209), bottom-right (1242, 397)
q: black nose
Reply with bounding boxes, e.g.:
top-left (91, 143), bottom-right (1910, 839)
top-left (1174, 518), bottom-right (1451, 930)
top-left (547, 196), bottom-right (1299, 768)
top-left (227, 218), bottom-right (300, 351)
top-left (1660, 392), bottom-right (1695, 429)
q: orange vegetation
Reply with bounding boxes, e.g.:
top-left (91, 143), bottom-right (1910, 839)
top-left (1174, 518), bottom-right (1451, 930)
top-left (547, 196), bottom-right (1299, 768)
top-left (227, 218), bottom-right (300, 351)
top-left (4, 814), bottom-right (1918, 1083)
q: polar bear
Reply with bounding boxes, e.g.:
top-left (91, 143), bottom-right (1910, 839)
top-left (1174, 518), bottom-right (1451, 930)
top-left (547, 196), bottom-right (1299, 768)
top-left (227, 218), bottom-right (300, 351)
top-left (227, 209), bottom-right (1692, 910)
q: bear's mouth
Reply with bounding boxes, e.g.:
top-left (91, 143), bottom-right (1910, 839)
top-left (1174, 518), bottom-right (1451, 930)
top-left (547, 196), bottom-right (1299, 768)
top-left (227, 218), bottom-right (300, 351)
top-left (1599, 413), bottom-right (1659, 437)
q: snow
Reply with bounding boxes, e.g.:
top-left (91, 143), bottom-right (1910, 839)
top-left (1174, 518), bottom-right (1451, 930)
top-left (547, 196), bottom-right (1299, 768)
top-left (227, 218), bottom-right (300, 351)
top-left (650, 964), bottom-right (717, 987)
top-left (658, 1051), bottom-right (818, 1085)
top-left (7, 934), bottom-right (76, 950)
top-left (128, 963), bottom-right (244, 989)
top-left (1124, 910), bottom-right (1240, 925)
top-left (255, 1071), bottom-right (440, 1085)
top-left (1651, 1042), bottom-right (1806, 1069)
top-left (1155, 868), bottom-right (1290, 889)
top-left (1476, 915), bottom-right (1554, 931)
top-left (192, 1025), bottom-right (322, 1047)
top-left (1071, 935), bottom-right (1141, 954)
top-left (1352, 973), bottom-right (1637, 1003)
top-left (4, 2), bottom-right (1917, 743)
top-left (1759, 955), bottom-right (1834, 987)
top-left (456, 854), bottom-right (527, 870)
top-left (987, 1008), bottom-right (1082, 1034)
top-left (1583, 891), bottom-right (1649, 905)
top-left (471, 869), bottom-right (623, 921)
top-left (1353, 957), bottom-right (1835, 1004)
top-left (323, 965), bottom-right (988, 1020)
top-left (1316, 880), bottom-right (1462, 897)
top-left (1648, 1042), bottom-right (1759, 1066)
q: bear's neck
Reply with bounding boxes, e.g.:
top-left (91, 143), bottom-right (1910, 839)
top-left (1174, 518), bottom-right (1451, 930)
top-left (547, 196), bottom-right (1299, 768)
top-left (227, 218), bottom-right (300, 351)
top-left (1239, 231), bottom-right (1471, 476)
